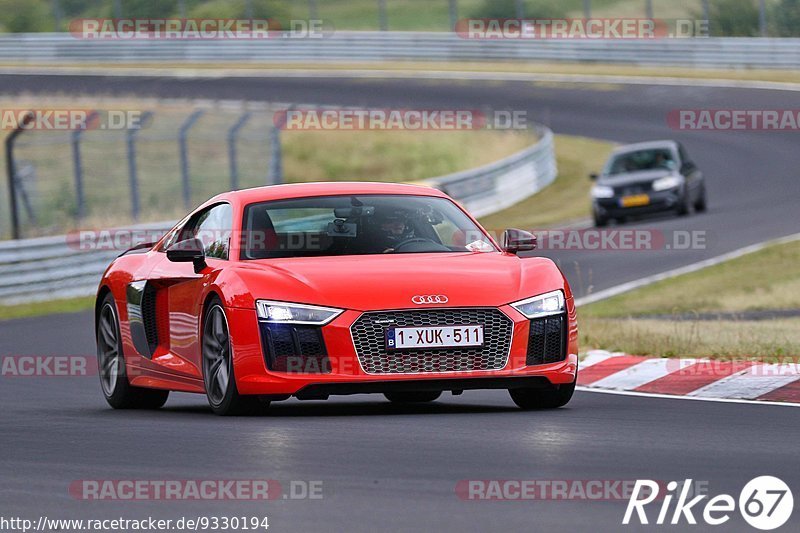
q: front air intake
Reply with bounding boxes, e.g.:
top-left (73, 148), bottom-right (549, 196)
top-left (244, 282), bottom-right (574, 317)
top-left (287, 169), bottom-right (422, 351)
top-left (260, 323), bottom-right (331, 373)
top-left (526, 314), bottom-right (567, 366)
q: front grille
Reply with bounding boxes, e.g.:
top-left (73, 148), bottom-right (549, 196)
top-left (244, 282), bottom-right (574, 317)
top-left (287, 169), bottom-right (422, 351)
top-left (351, 308), bottom-right (513, 374)
top-left (260, 323), bottom-right (331, 373)
top-left (526, 314), bottom-right (567, 365)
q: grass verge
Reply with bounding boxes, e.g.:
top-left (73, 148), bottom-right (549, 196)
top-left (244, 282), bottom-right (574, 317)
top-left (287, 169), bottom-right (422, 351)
top-left (580, 239), bottom-right (800, 359)
top-left (7, 61), bottom-right (800, 85)
top-left (0, 296), bottom-right (95, 321)
top-left (479, 134), bottom-right (614, 230)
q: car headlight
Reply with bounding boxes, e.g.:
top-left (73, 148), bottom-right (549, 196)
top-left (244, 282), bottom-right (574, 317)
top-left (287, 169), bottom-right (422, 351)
top-left (591, 185), bottom-right (615, 199)
top-left (652, 175), bottom-right (683, 192)
top-left (511, 290), bottom-right (565, 319)
top-left (255, 300), bottom-right (343, 325)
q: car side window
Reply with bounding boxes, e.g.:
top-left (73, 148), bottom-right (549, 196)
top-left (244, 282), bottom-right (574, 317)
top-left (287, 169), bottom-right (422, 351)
top-left (190, 204), bottom-right (233, 260)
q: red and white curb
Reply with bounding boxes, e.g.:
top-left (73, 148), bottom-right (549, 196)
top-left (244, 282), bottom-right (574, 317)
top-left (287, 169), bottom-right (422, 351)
top-left (578, 350), bottom-right (800, 406)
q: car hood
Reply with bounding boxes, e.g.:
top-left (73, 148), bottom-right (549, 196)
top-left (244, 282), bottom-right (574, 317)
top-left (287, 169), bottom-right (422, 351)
top-left (230, 252), bottom-right (565, 311)
top-left (599, 169), bottom-right (675, 187)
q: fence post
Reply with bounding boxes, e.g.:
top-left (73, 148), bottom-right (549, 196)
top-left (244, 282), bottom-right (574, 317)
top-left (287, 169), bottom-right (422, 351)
top-left (308, 0), bottom-right (318, 20)
top-left (378, 0), bottom-right (387, 31)
top-left (126, 111), bottom-right (152, 221)
top-left (583, 0), bottom-right (591, 19)
top-left (178, 110), bottom-right (204, 209)
top-left (448, 0), bottom-right (458, 29)
top-left (758, 0), bottom-right (767, 37)
top-left (228, 112), bottom-right (252, 191)
top-left (702, 0), bottom-right (710, 35)
top-left (645, 0), bottom-right (653, 19)
top-left (269, 109), bottom-right (290, 185)
top-left (71, 110), bottom-right (98, 221)
top-left (4, 112), bottom-right (33, 240)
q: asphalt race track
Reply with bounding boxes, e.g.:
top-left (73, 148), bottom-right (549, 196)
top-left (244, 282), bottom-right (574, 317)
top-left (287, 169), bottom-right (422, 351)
top-left (1, 73), bottom-right (800, 531)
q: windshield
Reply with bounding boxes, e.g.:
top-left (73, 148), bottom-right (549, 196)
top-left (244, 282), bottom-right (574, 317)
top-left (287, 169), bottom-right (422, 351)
top-left (604, 148), bottom-right (677, 175)
top-left (240, 194), bottom-right (497, 259)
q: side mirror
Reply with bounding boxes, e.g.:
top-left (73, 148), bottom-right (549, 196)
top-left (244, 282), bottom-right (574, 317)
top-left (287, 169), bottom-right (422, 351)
top-left (589, 172), bottom-right (599, 181)
top-left (166, 238), bottom-right (206, 273)
top-left (502, 229), bottom-right (537, 254)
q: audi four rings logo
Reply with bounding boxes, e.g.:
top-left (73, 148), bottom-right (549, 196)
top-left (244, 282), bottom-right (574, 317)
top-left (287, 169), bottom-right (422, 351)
top-left (412, 295), bottom-right (449, 304)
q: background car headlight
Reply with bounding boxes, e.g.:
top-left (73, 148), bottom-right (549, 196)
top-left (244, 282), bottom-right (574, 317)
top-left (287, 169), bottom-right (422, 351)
top-left (255, 300), bottom-right (343, 325)
top-left (591, 185), bottom-right (615, 199)
top-left (511, 290), bottom-right (565, 319)
top-left (652, 175), bottom-right (683, 191)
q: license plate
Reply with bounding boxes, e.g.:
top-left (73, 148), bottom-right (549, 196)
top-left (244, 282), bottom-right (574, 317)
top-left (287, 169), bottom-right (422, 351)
top-left (620, 194), bottom-right (650, 207)
top-left (386, 325), bottom-right (483, 350)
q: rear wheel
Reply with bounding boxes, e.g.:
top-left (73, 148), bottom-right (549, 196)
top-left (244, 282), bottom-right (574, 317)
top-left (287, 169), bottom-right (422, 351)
top-left (694, 187), bottom-right (708, 212)
top-left (202, 299), bottom-right (264, 416)
top-left (97, 293), bottom-right (169, 409)
top-left (676, 190), bottom-right (691, 216)
top-left (509, 379), bottom-right (576, 410)
top-left (384, 391), bottom-right (442, 403)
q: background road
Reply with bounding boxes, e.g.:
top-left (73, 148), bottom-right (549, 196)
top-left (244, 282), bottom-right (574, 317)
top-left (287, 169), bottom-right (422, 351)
top-left (1, 74), bottom-right (799, 531)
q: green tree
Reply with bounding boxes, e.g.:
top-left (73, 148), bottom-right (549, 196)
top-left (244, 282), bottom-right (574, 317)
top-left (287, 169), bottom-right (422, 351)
top-left (469, 0), bottom-right (568, 19)
top-left (771, 0), bottom-right (800, 36)
top-left (0, 0), bottom-right (52, 32)
top-left (704, 0), bottom-right (760, 36)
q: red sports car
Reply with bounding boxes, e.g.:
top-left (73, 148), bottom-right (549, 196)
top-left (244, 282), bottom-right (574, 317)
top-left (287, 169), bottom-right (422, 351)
top-left (95, 182), bottom-right (578, 415)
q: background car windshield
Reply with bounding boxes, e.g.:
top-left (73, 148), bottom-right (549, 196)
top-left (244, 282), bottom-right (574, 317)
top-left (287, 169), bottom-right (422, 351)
top-left (241, 195), bottom-right (496, 259)
top-left (605, 148), bottom-right (677, 175)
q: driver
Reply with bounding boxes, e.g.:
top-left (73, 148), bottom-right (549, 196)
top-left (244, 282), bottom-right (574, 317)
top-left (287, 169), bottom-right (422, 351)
top-left (372, 209), bottom-right (414, 252)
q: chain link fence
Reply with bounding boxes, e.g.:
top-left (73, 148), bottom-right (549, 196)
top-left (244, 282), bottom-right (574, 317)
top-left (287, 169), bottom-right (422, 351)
top-left (2, 102), bottom-right (282, 239)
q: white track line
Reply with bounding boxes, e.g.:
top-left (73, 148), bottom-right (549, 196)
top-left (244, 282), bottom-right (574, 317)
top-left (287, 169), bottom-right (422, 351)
top-left (688, 364), bottom-right (800, 400)
top-left (575, 232), bottom-right (800, 307)
top-left (576, 386), bottom-right (800, 408)
top-left (589, 357), bottom-right (697, 391)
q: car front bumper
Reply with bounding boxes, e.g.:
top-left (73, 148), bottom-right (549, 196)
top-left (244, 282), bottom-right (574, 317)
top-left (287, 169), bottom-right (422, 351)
top-left (593, 188), bottom-right (682, 218)
top-left (228, 303), bottom-right (579, 397)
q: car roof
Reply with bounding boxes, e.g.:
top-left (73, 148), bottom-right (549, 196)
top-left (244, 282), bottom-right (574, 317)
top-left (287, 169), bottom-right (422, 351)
top-left (610, 140), bottom-right (679, 155)
top-left (206, 181), bottom-right (447, 206)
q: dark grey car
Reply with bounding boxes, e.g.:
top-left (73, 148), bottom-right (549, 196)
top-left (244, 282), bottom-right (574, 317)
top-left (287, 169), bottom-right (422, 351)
top-left (590, 140), bottom-right (707, 227)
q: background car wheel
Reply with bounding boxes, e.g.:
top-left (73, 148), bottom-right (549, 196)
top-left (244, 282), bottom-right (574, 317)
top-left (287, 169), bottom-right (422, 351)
top-left (694, 188), bottom-right (708, 212)
top-left (676, 191), bottom-right (691, 216)
top-left (509, 379), bottom-right (576, 410)
top-left (384, 391), bottom-right (442, 403)
top-left (202, 298), bottom-right (263, 416)
top-left (593, 214), bottom-right (609, 227)
top-left (97, 293), bottom-right (169, 409)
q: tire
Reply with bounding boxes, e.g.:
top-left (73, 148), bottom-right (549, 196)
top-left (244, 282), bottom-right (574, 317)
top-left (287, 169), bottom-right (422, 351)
top-left (509, 379), bottom-right (576, 410)
top-left (202, 297), bottom-right (264, 416)
top-left (676, 190), bottom-right (691, 216)
top-left (96, 293), bottom-right (169, 409)
top-left (384, 391), bottom-right (442, 403)
top-left (593, 214), bottom-right (609, 228)
top-left (694, 188), bottom-right (708, 212)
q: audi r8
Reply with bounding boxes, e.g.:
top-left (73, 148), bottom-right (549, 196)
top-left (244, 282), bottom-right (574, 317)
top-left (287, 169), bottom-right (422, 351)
top-left (590, 140), bottom-right (707, 226)
top-left (95, 182), bottom-right (578, 415)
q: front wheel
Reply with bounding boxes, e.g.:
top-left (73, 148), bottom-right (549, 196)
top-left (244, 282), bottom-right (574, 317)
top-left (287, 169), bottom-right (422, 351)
top-left (384, 391), bottom-right (442, 403)
top-left (694, 187), bottom-right (708, 212)
top-left (509, 379), bottom-right (576, 410)
top-left (97, 293), bottom-right (169, 409)
top-left (202, 299), bottom-right (264, 416)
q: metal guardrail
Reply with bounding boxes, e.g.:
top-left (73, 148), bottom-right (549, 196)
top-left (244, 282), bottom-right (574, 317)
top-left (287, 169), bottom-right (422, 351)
top-left (1, 33), bottom-right (800, 69)
top-left (0, 124), bottom-right (557, 305)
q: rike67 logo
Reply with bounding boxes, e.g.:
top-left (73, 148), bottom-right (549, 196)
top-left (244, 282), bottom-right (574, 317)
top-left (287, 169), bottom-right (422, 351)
top-left (624, 476), bottom-right (793, 530)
